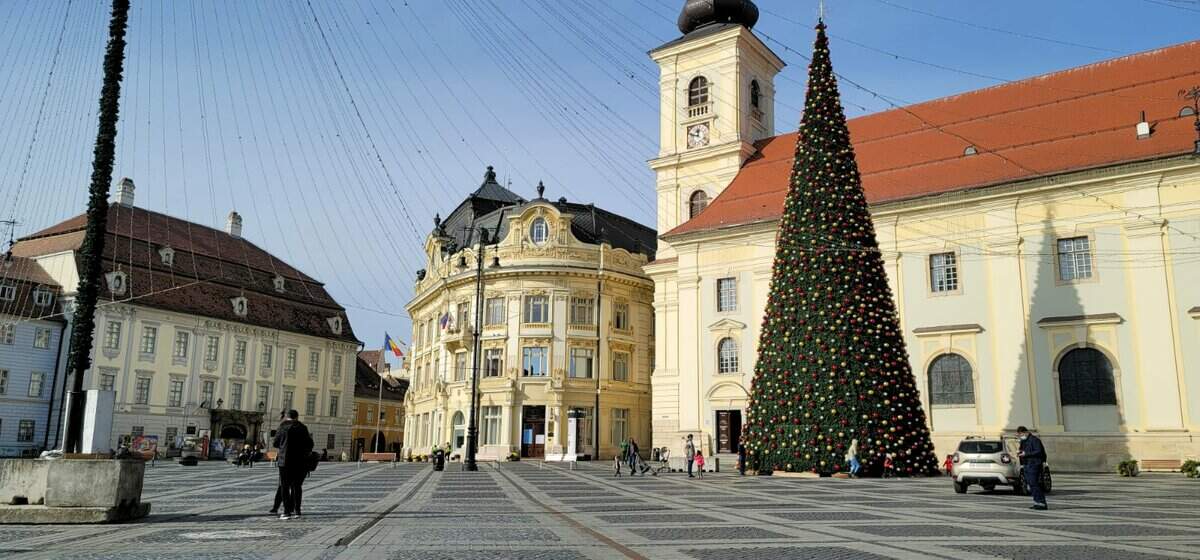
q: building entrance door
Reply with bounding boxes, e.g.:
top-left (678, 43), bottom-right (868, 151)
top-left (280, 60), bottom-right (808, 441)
top-left (715, 410), bottom-right (742, 454)
top-left (521, 405), bottom-right (546, 458)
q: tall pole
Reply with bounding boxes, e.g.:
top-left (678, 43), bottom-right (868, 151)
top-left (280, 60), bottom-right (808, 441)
top-left (594, 232), bottom-right (603, 460)
top-left (375, 363), bottom-right (385, 453)
top-left (464, 228), bottom-right (488, 471)
top-left (64, 0), bottom-right (131, 454)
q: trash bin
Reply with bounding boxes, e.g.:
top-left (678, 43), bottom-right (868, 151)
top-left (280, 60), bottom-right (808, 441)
top-left (433, 449), bottom-right (445, 471)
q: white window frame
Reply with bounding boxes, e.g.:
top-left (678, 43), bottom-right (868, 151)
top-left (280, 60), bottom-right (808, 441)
top-left (305, 391), bottom-right (317, 417)
top-left (205, 336), bottom-right (219, 362)
top-left (530, 218), bottom-right (549, 245)
top-left (454, 352), bottom-right (467, 382)
top-left (612, 351), bottom-right (629, 382)
top-left (168, 378), bottom-right (184, 407)
top-left (200, 380), bottom-right (214, 406)
top-left (28, 372), bottom-right (45, 398)
top-left (140, 326), bottom-right (157, 355)
top-left (285, 348), bottom-right (297, 373)
top-left (484, 348), bottom-right (504, 377)
top-left (235, 340), bottom-right (248, 366)
top-left (0, 324), bottom-right (15, 345)
top-left (104, 321), bottom-right (121, 350)
top-left (173, 331), bottom-right (190, 359)
top-left (485, 297), bottom-right (506, 325)
top-left (229, 382), bottom-right (244, 410)
top-left (611, 408), bottom-right (629, 445)
top-left (135, 376), bottom-right (152, 405)
top-left (328, 393), bottom-right (340, 417)
top-left (33, 327), bottom-right (52, 349)
top-left (261, 345), bottom-right (274, 369)
top-left (0, 284), bottom-right (16, 302)
top-left (929, 252), bottom-right (959, 294)
top-left (613, 302), bottom-right (630, 331)
top-left (257, 385), bottom-right (270, 411)
top-left (717, 277), bottom-right (737, 312)
top-left (1057, 236), bottom-right (1094, 282)
top-left (718, 338), bottom-right (739, 374)
top-left (482, 406), bottom-right (502, 445)
top-left (570, 297), bottom-right (595, 325)
top-left (17, 420), bottom-right (34, 442)
top-left (308, 351), bottom-right (321, 376)
top-left (32, 289), bottom-right (53, 307)
top-left (523, 295), bottom-right (549, 324)
top-left (522, 346), bottom-right (548, 377)
top-left (569, 347), bottom-right (594, 379)
top-left (2, 369), bottom-right (11, 395)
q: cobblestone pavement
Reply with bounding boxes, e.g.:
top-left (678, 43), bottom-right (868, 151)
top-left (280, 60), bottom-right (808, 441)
top-left (2, 461), bottom-right (1197, 559)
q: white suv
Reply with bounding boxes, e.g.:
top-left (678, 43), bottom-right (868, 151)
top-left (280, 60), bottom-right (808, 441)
top-left (951, 436), bottom-right (1052, 495)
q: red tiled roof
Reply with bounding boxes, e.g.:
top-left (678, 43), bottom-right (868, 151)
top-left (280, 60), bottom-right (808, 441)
top-left (668, 41), bottom-right (1200, 237)
top-left (12, 204), bottom-right (357, 342)
top-left (358, 350), bottom-right (384, 372)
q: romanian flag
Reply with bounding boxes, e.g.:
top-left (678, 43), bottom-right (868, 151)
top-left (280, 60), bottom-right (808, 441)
top-left (384, 333), bottom-right (404, 358)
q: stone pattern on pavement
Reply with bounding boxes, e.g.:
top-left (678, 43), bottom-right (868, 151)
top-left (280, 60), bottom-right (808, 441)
top-left (2, 460), bottom-right (1197, 559)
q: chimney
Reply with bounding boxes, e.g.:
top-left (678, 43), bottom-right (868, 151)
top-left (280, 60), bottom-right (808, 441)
top-left (115, 177), bottom-right (135, 207)
top-left (226, 211), bottom-right (243, 238)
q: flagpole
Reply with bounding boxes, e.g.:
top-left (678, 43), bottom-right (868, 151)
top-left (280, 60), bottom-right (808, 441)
top-left (375, 361), bottom-right (385, 453)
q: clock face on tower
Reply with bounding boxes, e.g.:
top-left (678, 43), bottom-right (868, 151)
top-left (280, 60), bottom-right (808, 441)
top-left (687, 122), bottom-right (710, 148)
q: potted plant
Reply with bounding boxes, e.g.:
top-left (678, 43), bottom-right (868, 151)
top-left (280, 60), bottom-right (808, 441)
top-left (1182, 459), bottom-right (1199, 479)
top-left (1117, 459), bottom-right (1139, 477)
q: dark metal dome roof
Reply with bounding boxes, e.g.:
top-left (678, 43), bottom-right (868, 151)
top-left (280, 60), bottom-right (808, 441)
top-left (677, 0), bottom-right (759, 35)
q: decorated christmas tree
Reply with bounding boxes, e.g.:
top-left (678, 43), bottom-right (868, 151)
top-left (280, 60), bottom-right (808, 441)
top-left (743, 21), bottom-right (939, 477)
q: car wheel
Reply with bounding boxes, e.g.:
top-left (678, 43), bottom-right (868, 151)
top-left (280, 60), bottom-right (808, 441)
top-left (953, 481), bottom-right (968, 494)
top-left (981, 483), bottom-right (996, 493)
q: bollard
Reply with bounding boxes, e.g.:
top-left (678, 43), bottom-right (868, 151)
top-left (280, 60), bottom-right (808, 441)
top-left (715, 457), bottom-right (720, 473)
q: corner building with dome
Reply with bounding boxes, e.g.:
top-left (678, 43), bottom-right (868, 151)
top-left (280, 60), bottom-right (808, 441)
top-left (402, 169), bottom-right (656, 461)
top-left (650, 0), bottom-right (1200, 471)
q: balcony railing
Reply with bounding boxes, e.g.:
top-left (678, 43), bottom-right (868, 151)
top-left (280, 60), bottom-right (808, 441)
top-left (687, 102), bottom-right (711, 119)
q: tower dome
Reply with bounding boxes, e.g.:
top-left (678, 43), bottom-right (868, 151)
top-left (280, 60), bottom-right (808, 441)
top-left (677, 0), bottom-right (759, 35)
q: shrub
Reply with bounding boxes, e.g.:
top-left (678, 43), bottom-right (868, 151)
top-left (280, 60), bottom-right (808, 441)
top-left (1117, 459), bottom-right (1139, 477)
top-left (1182, 459), bottom-right (1199, 479)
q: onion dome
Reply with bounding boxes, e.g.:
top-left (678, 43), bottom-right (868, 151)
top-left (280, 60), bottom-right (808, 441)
top-left (677, 0), bottom-right (759, 35)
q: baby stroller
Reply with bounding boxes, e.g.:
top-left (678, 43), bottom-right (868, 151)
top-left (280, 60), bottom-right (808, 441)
top-left (652, 447), bottom-right (671, 476)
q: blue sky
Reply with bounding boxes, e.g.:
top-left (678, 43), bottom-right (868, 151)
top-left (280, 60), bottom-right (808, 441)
top-left (0, 0), bottom-right (1196, 365)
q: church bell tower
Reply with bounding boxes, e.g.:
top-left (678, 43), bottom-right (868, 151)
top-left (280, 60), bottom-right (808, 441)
top-left (648, 0), bottom-right (785, 248)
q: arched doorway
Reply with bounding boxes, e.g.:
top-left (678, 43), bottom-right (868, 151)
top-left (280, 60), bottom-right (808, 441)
top-left (370, 431), bottom-right (387, 454)
top-left (220, 424), bottom-right (247, 440)
top-left (451, 411), bottom-right (465, 452)
top-left (1057, 347), bottom-right (1121, 432)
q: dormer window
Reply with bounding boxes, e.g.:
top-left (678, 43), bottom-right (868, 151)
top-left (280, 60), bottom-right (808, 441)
top-left (230, 296), bottom-right (248, 318)
top-left (530, 218), bottom-right (549, 245)
top-left (750, 80), bottom-right (761, 109)
top-left (689, 190), bottom-right (710, 219)
top-left (33, 288), bottom-right (53, 307)
top-left (688, 76), bottom-right (709, 107)
top-left (105, 271), bottom-right (128, 296)
top-left (158, 247), bottom-right (175, 266)
top-left (273, 275), bottom-right (286, 293)
top-left (0, 284), bottom-right (15, 302)
top-left (327, 316), bottom-right (343, 335)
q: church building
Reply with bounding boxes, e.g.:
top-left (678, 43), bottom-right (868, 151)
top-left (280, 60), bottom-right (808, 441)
top-left (649, 0), bottom-right (1200, 470)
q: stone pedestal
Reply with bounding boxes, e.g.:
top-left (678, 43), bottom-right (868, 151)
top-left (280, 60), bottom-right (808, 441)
top-left (0, 459), bottom-right (150, 524)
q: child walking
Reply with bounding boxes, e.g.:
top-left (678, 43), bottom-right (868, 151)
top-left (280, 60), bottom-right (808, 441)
top-left (845, 439), bottom-right (861, 478)
top-left (694, 450), bottom-right (705, 478)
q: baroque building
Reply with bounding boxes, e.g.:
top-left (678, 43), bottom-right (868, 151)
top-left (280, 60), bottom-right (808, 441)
top-left (12, 178), bottom-right (360, 457)
top-left (650, 0), bottom-right (1200, 470)
top-left (403, 169), bottom-right (656, 461)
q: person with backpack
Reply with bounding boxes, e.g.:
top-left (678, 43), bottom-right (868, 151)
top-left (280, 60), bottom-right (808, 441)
top-left (273, 409), bottom-right (313, 520)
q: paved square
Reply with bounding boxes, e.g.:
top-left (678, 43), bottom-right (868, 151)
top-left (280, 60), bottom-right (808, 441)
top-left (3, 461), bottom-right (1198, 559)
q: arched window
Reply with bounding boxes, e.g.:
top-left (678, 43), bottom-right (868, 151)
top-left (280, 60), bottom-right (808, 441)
top-left (750, 79), bottom-right (761, 109)
top-left (529, 218), bottom-right (549, 245)
top-left (717, 337), bottom-right (738, 374)
top-left (451, 411), bottom-right (466, 450)
top-left (928, 353), bottom-right (974, 405)
top-left (1058, 347), bottom-right (1116, 405)
top-left (689, 190), bottom-right (709, 219)
top-left (688, 76), bottom-right (709, 107)
top-left (1180, 106), bottom-right (1196, 118)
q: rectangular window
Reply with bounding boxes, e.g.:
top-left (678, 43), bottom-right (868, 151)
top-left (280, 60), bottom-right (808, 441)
top-left (33, 289), bottom-right (53, 307)
top-left (104, 321), bottom-right (122, 350)
top-left (305, 392), bottom-right (317, 417)
top-left (0, 369), bottom-right (7, 394)
top-left (165, 427), bottom-right (178, 448)
top-left (328, 394), bottom-right (339, 417)
top-left (0, 324), bottom-right (15, 345)
top-left (27, 372), bottom-right (45, 398)
top-left (257, 385), bottom-right (270, 411)
top-left (168, 379), bottom-right (184, 407)
top-left (309, 351), bottom-right (320, 376)
top-left (17, 420), bottom-right (34, 442)
top-left (33, 327), bottom-right (52, 349)
top-left (573, 407), bottom-right (594, 450)
top-left (482, 406), bottom-right (502, 445)
top-left (454, 352), bottom-right (467, 382)
top-left (570, 297), bottom-right (595, 325)
top-left (200, 380), bottom-right (215, 407)
top-left (485, 297), bottom-right (506, 325)
top-left (930, 252), bottom-right (959, 293)
top-left (611, 408), bottom-right (629, 445)
top-left (99, 372), bottom-right (116, 392)
top-left (282, 387), bottom-right (295, 411)
top-left (135, 377), bottom-right (152, 405)
top-left (326, 434), bottom-right (336, 450)
top-left (569, 348), bottom-right (594, 379)
top-left (484, 348), bottom-right (503, 377)
top-left (235, 340), bottom-right (248, 366)
top-left (173, 331), bottom-right (190, 359)
top-left (613, 303), bottom-right (630, 330)
top-left (230, 382), bottom-right (244, 410)
top-left (332, 355), bottom-right (343, 378)
top-left (1058, 236), bottom-right (1093, 281)
top-left (261, 345), bottom-right (273, 368)
top-left (0, 284), bottom-right (15, 301)
top-left (140, 326), bottom-right (157, 355)
top-left (613, 352), bottom-right (629, 382)
top-left (457, 301), bottom-right (470, 331)
top-left (205, 336), bottom-right (219, 362)
top-left (131, 425), bottom-right (144, 437)
top-left (286, 348), bottom-right (297, 372)
top-left (522, 347), bottom-right (548, 377)
top-left (717, 277), bottom-right (737, 312)
top-left (523, 295), bottom-right (549, 324)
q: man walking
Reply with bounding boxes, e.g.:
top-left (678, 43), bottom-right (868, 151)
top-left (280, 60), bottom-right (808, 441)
top-left (1017, 426), bottom-right (1048, 510)
top-left (684, 434), bottom-right (696, 478)
top-left (274, 409), bottom-right (314, 520)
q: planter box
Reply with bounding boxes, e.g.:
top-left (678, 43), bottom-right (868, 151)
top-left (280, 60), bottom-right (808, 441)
top-left (0, 459), bottom-right (150, 524)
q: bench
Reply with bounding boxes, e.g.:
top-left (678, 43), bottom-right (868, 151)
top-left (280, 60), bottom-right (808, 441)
top-left (1140, 459), bottom-right (1182, 472)
top-left (359, 452), bottom-right (397, 463)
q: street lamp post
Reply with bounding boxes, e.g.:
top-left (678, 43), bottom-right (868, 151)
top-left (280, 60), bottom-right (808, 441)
top-left (465, 226), bottom-right (499, 471)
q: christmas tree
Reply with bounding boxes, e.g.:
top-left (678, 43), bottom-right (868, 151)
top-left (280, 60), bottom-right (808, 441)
top-left (743, 21), bottom-right (939, 477)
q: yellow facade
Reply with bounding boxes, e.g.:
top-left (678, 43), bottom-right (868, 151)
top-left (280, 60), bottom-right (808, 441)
top-left (403, 201), bottom-right (654, 461)
top-left (351, 394), bottom-right (404, 456)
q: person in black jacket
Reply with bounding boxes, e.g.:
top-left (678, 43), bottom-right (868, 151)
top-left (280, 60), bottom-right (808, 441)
top-left (1017, 426), bottom-right (1048, 510)
top-left (273, 409), bottom-right (313, 520)
top-left (269, 410), bottom-right (286, 515)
